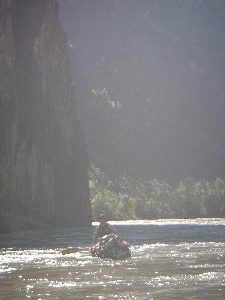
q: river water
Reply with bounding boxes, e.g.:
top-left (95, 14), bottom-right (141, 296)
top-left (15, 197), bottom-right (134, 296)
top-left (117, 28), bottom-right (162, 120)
top-left (0, 218), bottom-right (224, 300)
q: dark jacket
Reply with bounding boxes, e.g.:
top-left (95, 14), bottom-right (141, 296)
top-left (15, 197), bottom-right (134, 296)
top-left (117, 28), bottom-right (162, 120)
top-left (97, 223), bottom-right (112, 238)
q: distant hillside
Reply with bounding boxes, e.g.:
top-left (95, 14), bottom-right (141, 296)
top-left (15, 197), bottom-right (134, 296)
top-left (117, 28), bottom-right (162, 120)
top-left (59, 0), bottom-right (225, 182)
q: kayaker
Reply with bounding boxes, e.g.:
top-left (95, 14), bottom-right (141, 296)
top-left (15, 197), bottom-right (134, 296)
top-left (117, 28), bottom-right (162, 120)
top-left (92, 214), bottom-right (118, 245)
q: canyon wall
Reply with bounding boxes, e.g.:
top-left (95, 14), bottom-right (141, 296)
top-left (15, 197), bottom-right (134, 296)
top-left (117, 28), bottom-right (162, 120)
top-left (0, 0), bottom-right (91, 232)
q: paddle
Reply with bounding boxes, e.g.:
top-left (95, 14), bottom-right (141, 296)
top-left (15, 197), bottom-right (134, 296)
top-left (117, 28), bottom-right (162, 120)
top-left (62, 245), bottom-right (98, 255)
top-left (62, 247), bottom-right (83, 255)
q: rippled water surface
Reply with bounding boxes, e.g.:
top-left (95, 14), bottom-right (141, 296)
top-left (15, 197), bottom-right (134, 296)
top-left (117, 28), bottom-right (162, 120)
top-left (0, 218), bottom-right (224, 299)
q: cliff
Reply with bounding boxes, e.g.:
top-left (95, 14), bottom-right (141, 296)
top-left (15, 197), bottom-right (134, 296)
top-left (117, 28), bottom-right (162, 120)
top-left (0, 0), bottom-right (91, 233)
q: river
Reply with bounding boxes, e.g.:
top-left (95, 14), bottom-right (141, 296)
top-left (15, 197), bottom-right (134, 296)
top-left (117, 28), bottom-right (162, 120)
top-left (0, 218), bottom-right (224, 299)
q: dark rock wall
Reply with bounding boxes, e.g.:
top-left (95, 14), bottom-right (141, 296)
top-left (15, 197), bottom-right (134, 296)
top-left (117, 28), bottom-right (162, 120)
top-left (0, 0), bottom-right (91, 232)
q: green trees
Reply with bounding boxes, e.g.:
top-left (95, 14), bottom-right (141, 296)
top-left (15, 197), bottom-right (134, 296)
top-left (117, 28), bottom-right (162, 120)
top-left (89, 165), bottom-right (225, 220)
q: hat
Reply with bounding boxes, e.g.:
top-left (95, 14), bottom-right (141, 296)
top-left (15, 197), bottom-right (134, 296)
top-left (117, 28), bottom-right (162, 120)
top-left (98, 214), bottom-right (108, 221)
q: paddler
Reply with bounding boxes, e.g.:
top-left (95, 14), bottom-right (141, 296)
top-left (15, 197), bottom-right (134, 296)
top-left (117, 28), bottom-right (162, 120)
top-left (92, 214), bottom-right (118, 245)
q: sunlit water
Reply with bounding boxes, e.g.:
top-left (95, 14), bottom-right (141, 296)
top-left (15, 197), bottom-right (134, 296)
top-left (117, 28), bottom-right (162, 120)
top-left (0, 218), bottom-right (224, 299)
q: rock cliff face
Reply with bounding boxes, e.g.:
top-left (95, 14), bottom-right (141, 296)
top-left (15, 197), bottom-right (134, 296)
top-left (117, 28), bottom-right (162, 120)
top-left (0, 0), bottom-right (91, 232)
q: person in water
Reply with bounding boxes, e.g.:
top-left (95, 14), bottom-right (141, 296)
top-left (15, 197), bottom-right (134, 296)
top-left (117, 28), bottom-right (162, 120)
top-left (92, 214), bottom-right (118, 245)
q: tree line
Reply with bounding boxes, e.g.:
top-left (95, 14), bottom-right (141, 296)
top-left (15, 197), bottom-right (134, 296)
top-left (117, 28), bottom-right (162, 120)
top-left (89, 165), bottom-right (225, 220)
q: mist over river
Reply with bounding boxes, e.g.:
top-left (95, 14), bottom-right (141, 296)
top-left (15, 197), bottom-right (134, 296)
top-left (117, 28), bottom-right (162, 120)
top-left (0, 219), bottom-right (224, 299)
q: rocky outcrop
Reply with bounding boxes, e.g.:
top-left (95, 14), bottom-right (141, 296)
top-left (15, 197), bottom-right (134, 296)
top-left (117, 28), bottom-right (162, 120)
top-left (0, 0), bottom-right (91, 232)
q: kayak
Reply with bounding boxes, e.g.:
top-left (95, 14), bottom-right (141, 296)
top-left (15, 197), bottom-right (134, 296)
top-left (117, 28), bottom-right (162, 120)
top-left (91, 234), bottom-right (131, 259)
